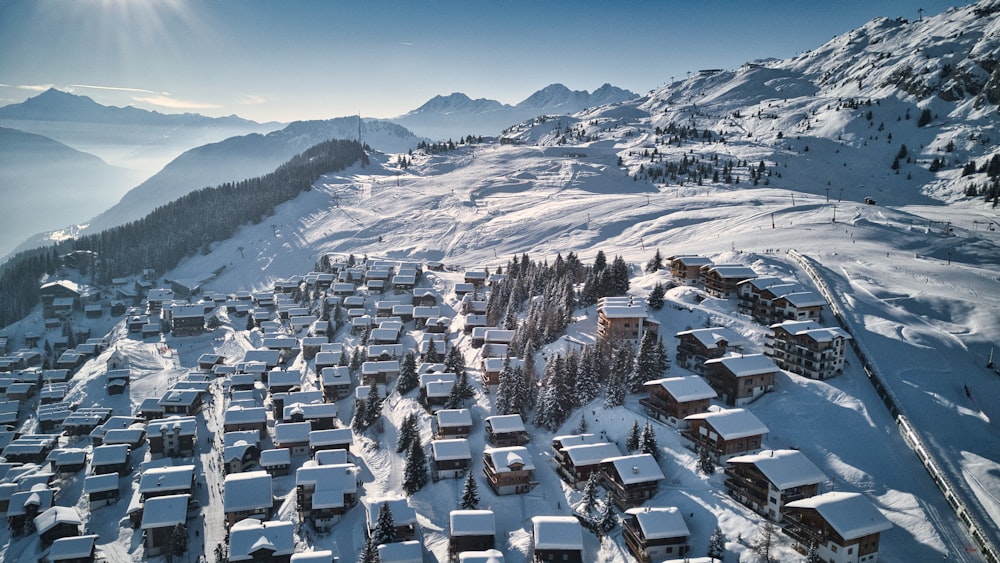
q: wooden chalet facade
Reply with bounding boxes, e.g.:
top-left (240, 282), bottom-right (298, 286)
top-left (600, 453), bottom-right (665, 509)
top-left (596, 297), bottom-right (656, 353)
top-left (684, 408), bottom-right (769, 464)
top-left (783, 492), bottom-right (892, 563)
top-left (703, 354), bottom-right (778, 406)
top-left (674, 327), bottom-right (742, 374)
top-left (700, 264), bottom-right (757, 299)
top-left (724, 449), bottom-right (827, 522)
top-left (640, 376), bottom-right (716, 428)
top-left (483, 446), bottom-right (537, 496)
top-left (622, 506), bottom-right (690, 563)
top-left (531, 516), bottom-right (583, 563)
top-left (484, 415), bottom-right (530, 447)
top-left (766, 320), bottom-right (851, 380)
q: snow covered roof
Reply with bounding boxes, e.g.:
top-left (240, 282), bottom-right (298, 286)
top-left (315, 449), bottom-right (350, 466)
top-left (563, 442), bottom-right (621, 467)
top-left (309, 428), bottom-right (353, 447)
top-left (224, 406), bottom-right (267, 424)
top-left (675, 326), bottom-right (741, 348)
top-left (377, 540), bottom-right (423, 563)
top-left (274, 421), bottom-right (313, 444)
top-left (706, 265), bottom-right (757, 279)
top-left (458, 550), bottom-right (505, 563)
top-left (604, 453), bottom-right (665, 484)
top-left (48, 534), bottom-right (99, 561)
top-left (141, 493), bottom-right (189, 529)
top-left (224, 430), bottom-right (261, 448)
top-left (785, 492), bottom-right (893, 540)
top-left (83, 473), bottom-right (119, 494)
top-left (777, 291), bottom-right (826, 307)
top-left (737, 276), bottom-right (788, 290)
top-left (431, 438), bottom-right (472, 461)
top-left (599, 305), bottom-right (648, 319)
top-left (532, 516), bottom-right (583, 550)
top-left (310, 488), bottom-right (346, 509)
top-left (147, 415), bottom-right (198, 436)
top-left (485, 414), bottom-right (526, 434)
top-left (290, 550), bottom-right (336, 563)
top-left (625, 506), bottom-right (689, 539)
top-left (450, 509), bottom-right (496, 536)
top-left (295, 463), bottom-right (358, 492)
top-left (704, 353), bottom-right (779, 377)
top-left (365, 497), bottom-right (417, 527)
top-left (685, 408), bottom-right (769, 440)
top-left (91, 443), bottom-right (129, 465)
top-left (224, 471), bottom-right (273, 512)
top-left (139, 464), bottom-right (195, 495)
top-left (552, 433), bottom-right (600, 449)
top-left (260, 448), bottom-right (290, 467)
top-left (645, 376), bottom-right (718, 402)
top-left (727, 449), bottom-right (827, 490)
top-left (436, 408), bottom-right (473, 427)
top-left (33, 506), bottom-right (81, 535)
top-left (769, 319), bottom-right (822, 333)
top-left (485, 446), bottom-right (534, 472)
top-left (228, 519), bottom-right (295, 560)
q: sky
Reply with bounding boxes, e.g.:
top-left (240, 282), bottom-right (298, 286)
top-left (0, 0), bottom-right (967, 124)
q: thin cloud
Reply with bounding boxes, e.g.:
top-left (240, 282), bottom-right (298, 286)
top-left (133, 95), bottom-right (222, 111)
top-left (15, 84), bottom-right (55, 92)
top-left (400, 42), bottom-right (414, 46)
top-left (70, 84), bottom-right (167, 96)
top-left (237, 94), bottom-right (272, 106)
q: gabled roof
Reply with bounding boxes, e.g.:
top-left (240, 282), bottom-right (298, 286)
top-left (295, 462), bottom-right (358, 493)
top-left (645, 376), bottom-right (717, 402)
top-left (450, 509), bottom-right (496, 536)
top-left (604, 453), bottom-right (665, 484)
top-left (704, 353), bottom-right (779, 377)
top-left (431, 438), bottom-right (472, 461)
top-left (563, 442), bottom-right (621, 467)
top-left (777, 291), bottom-right (826, 308)
top-left (260, 448), bottom-right (290, 467)
top-left (785, 491), bottom-right (892, 540)
top-left (626, 506), bottom-right (689, 539)
top-left (727, 449), bottom-right (827, 490)
top-left (377, 540), bottom-right (422, 563)
top-left (224, 471), bottom-right (273, 512)
top-left (675, 326), bottom-right (742, 349)
top-left (48, 534), bottom-right (99, 561)
top-left (34, 506), bottom-right (81, 535)
top-left (436, 408), bottom-right (472, 427)
top-left (485, 414), bottom-right (527, 434)
top-left (229, 519), bottom-right (295, 559)
top-left (365, 497), bottom-right (417, 528)
top-left (485, 446), bottom-right (534, 472)
top-left (141, 493), bottom-right (189, 529)
top-left (139, 464), bottom-right (195, 495)
top-left (685, 408), bottom-right (769, 440)
top-left (532, 516), bottom-right (583, 550)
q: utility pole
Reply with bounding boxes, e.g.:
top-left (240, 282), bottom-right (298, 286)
top-left (832, 205), bottom-right (837, 223)
top-left (825, 187), bottom-right (830, 202)
top-left (917, 7), bottom-right (924, 21)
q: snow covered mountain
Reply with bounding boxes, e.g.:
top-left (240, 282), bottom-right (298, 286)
top-left (394, 83), bottom-right (637, 140)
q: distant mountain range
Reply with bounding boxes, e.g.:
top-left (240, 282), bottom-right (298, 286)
top-left (394, 83), bottom-right (637, 140)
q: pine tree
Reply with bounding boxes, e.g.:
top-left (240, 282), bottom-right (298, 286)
top-left (403, 440), bottom-right (428, 495)
top-left (645, 249), bottom-right (664, 273)
top-left (697, 445), bottom-right (716, 474)
top-left (581, 472), bottom-right (600, 514)
top-left (707, 526), bottom-right (726, 560)
top-left (648, 281), bottom-right (666, 310)
top-left (655, 336), bottom-right (670, 374)
top-left (805, 540), bottom-right (823, 563)
top-left (396, 413), bottom-right (418, 453)
top-left (359, 535), bottom-right (381, 563)
top-left (640, 422), bottom-right (660, 460)
top-left (350, 346), bottom-right (364, 374)
top-left (351, 399), bottom-right (367, 433)
top-left (364, 379), bottom-right (382, 427)
top-left (396, 351), bottom-right (419, 394)
top-left (424, 338), bottom-right (441, 363)
top-left (597, 491), bottom-right (617, 535)
top-left (604, 364), bottom-right (626, 408)
top-left (460, 470), bottom-right (480, 510)
top-left (444, 345), bottom-right (466, 377)
top-left (372, 501), bottom-right (397, 546)
top-left (169, 522), bottom-right (188, 558)
top-left (626, 420), bottom-right (641, 451)
top-left (632, 330), bottom-right (661, 391)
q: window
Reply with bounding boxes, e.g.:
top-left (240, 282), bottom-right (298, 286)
top-left (831, 544), bottom-right (837, 552)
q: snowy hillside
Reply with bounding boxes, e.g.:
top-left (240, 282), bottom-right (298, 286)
top-left (1, 2), bottom-right (1000, 562)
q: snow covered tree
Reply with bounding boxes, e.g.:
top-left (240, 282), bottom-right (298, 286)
top-left (169, 522), bottom-right (188, 559)
top-left (396, 351), bottom-right (419, 394)
top-left (707, 526), bottom-right (726, 560)
top-left (359, 535), bottom-right (380, 563)
top-left (645, 249), bottom-right (664, 273)
top-left (751, 521), bottom-right (777, 563)
top-left (655, 336), bottom-right (670, 374)
top-left (573, 346), bottom-right (602, 406)
top-left (640, 422), bottom-right (660, 460)
top-left (533, 354), bottom-right (574, 431)
top-left (603, 365), bottom-right (626, 408)
top-left (403, 440), bottom-right (428, 495)
top-left (632, 329), bottom-right (661, 391)
top-left (364, 379), bottom-right (383, 427)
top-left (350, 346), bottom-right (364, 374)
top-left (424, 338), bottom-right (441, 363)
top-left (805, 540), bottom-right (823, 563)
top-left (372, 501), bottom-right (397, 546)
top-left (581, 472), bottom-right (600, 514)
top-left (351, 400), bottom-right (367, 433)
top-left (460, 470), bottom-right (480, 510)
top-left (697, 445), bottom-right (715, 474)
top-left (626, 420), bottom-right (641, 452)
top-left (597, 491), bottom-right (617, 535)
top-left (396, 413), bottom-right (418, 453)
top-left (452, 368), bottom-right (474, 402)
top-left (648, 281), bottom-right (666, 310)
top-left (444, 344), bottom-right (466, 378)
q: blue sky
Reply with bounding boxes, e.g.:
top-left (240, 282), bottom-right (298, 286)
top-left (0, 0), bottom-right (963, 123)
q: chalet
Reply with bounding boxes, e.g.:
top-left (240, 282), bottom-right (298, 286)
top-left (61, 409), bottom-right (112, 437)
top-left (412, 306), bottom-right (441, 327)
top-left (458, 550), bottom-right (505, 563)
top-left (555, 442), bottom-right (620, 488)
top-left (365, 497), bottom-right (418, 542)
top-left (314, 449), bottom-right (351, 467)
top-left (141, 494), bottom-right (189, 557)
top-left (482, 330), bottom-right (515, 358)
top-left (260, 448), bottom-right (292, 477)
top-left (766, 320), bottom-right (851, 380)
top-left (139, 465), bottom-right (195, 501)
top-left (223, 406), bottom-right (268, 438)
top-left (90, 444), bottom-right (130, 475)
top-left (48, 534), bottom-right (99, 563)
top-left (668, 255), bottom-right (713, 284)
top-left (301, 337), bottom-right (326, 360)
top-left (145, 288), bottom-right (174, 313)
top-left (435, 408), bottom-right (473, 439)
top-left (53, 448), bottom-right (87, 474)
top-left (596, 297), bottom-right (655, 353)
top-left (267, 369), bottom-right (303, 394)
top-left (273, 422), bottom-right (313, 456)
top-left (361, 360), bottom-right (400, 386)
top-left (725, 449), bottom-right (827, 522)
top-left (484, 415), bottom-right (530, 447)
top-left (674, 327), bottom-right (743, 373)
top-left (106, 370), bottom-right (129, 396)
top-left (454, 283), bottom-right (475, 298)
top-left (480, 357), bottom-right (523, 389)
top-left (464, 314), bottom-right (487, 334)
top-left (157, 388), bottom-right (203, 415)
top-left (430, 438), bottom-right (472, 481)
top-left (640, 376), bottom-right (717, 427)
top-left (295, 462), bottom-right (360, 529)
top-left (309, 428), bottom-right (353, 455)
top-left (224, 431), bottom-right (261, 475)
top-left (198, 353), bottom-right (226, 371)
top-left (483, 446), bottom-right (537, 495)
top-left (228, 518), bottom-right (295, 563)
top-left (367, 344), bottom-right (404, 361)
top-left (600, 453), bottom-right (665, 509)
top-left (282, 401), bottom-right (337, 430)
top-left (532, 516), bottom-right (583, 563)
top-left (784, 492), bottom-right (893, 563)
top-left (34, 506), bottom-right (82, 548)
top-left (700, 264), bottom-right (757, 298)
top-left (224, 471), bottom-right (274, 529)
top-left (243, 348), bottom-right (281, 370)
top-left (39, 281), bottom-right (81, 318)
top-left (422, 376), bottom-right (457, 411)
top-left (135, 398), bottom-right (164, 421)
top-left (736, 276), bottom-right (791, 312)
top-left (99, 427), bottom-right (146, 450)
top-left (320, 367), bottom-right (352, 400)
top-left (684, 408), bottom-right (769, 463)
top-left (54, 351), bottom-right (85, 372)
top-left (551, 433), bottom-right (603, 469)
top-left (83, 473), bottom-right (120, 510)
top-left (449, 509), bottom-right (496, 560)
top-left (462, 299), bottom-right (488, 316)
top-left (469, 327), bottom-right (489, 349)
top-left (8, 486), bottom-right (56, 532)
top-left (170, 304), bottom-right (205, 336)
top-left (622, 506), bottom-right (690, 562)
top-left (463, 270), bottom-right (488, 288)
top-left (392, 274), bottom-right (417, 293)
top-left (703, 354), bottom-right (778, 406)
top-left (378, 541), bottom-right (422, 563)
top-left (262, 337), bottom-right (300, 365)
top-left (290, 550), bottom-right (336, 563)
top-left (315, 350), bottom-right (344, 373)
